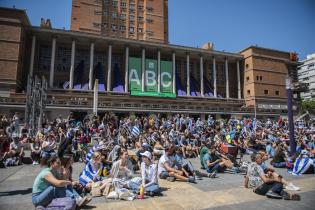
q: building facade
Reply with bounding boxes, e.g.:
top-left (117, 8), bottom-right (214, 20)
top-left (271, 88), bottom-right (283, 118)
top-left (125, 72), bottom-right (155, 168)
top-left (71, 0), bottom-right (168, 43)
top-left (0, 6), bottom-right (301, 121)
top-left (298, 53), bottom-right (315, 101)
top-left (240, 46), bottom-right (300, 111)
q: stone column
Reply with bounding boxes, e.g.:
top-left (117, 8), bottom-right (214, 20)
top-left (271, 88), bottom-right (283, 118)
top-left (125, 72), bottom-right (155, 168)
top-left (200, 56), bottom-right (204, 97)
top-left (157, 50), bottom-right (161, 93)
top-left (124, 46), bottom-right (129, 92)
top-left (186, 54), bottom-right (190, 96)
top-left (69, 39), bottom-right (76, 89)
top-left (107, 44), bottom-right (112, 91)
top-left (237, 60), bottom-right (241, 99)
top-left (88, 42), bottom-right (95, 90)
top-left (141, 48), bottom-right (145, 92)
top-left (213, 57), bottom-right (217, 97)
top-left (172, 52), bottom-right (176, 94)
top-left (49, 38), bottom-right (56, 88)
top-left (225, 59), bottom-right (229, 98)
top-left (29, 35), bottom-right (36, 77)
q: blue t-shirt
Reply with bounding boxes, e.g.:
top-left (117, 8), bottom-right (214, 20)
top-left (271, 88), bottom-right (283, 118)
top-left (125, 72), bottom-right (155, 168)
top-left (203, 153), bottom-right (219, 170)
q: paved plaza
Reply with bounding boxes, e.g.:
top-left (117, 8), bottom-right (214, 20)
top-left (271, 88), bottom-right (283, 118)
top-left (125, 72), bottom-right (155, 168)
top-left (0, 156), bottom-right (314, 210)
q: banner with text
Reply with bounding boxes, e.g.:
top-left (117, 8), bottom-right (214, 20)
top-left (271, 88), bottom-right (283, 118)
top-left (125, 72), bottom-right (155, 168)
top-left (129, 57), bottom-right (142, 91)
top-left (129, 57), bottom-right (176, 98)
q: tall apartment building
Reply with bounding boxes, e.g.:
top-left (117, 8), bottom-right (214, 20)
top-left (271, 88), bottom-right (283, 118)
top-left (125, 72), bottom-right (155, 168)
top-left (240, 46), bottom-right (300, 111)
top-left (71, 0), bottom-right (168, 43)
top-left (0, 7), bottom-right (30, 96)
top-left (298, 53), bottom-right (315, 100)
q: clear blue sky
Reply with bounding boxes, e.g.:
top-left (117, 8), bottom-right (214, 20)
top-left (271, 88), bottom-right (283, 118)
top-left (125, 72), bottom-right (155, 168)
top-left (1, 0), bottom-right (314, 60)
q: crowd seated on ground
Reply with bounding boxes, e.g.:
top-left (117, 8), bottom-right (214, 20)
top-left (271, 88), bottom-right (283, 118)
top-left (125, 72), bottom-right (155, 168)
top-left (0, 112), bottom-right (315, 207)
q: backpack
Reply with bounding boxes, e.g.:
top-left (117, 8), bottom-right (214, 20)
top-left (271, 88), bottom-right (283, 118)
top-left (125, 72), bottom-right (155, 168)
top-left (36, 197), bottom-right (76, 210)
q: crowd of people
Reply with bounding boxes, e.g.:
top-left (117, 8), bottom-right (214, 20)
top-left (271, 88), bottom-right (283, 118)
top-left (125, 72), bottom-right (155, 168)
top-left (1, 112), bottom-right (315, 208)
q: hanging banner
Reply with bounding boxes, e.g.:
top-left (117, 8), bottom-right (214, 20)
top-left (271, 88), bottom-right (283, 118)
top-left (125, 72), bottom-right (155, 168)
top-left (129, 57), bottom-right (176, 98)
top-left (145, 59), bottom-right (158, 92)
top-left (129, 57), bottom-right (142, 91)
top-left (160, 61), bottom-right (173, 93)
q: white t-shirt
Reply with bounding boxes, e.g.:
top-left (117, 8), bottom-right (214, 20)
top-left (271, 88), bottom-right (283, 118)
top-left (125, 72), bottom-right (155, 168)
top-left (141, 161), bottom-right (158, 187)
top-left (158, 154), bottom-right (175, 175)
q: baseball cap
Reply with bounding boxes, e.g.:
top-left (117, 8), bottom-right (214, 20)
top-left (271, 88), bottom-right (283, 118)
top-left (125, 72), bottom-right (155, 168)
top-left (140, 151), bottom-right (152, 160)
top-left (301, 150), bottom-right (309, 155)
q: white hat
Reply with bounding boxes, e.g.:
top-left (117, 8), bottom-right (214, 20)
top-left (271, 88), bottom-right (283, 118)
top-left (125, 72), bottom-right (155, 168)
top-left (140, 151), bottom-right (152, 160)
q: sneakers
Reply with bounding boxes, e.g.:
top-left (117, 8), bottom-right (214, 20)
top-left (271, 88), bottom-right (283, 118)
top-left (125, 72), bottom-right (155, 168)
top-left (285, 183), bottom-right (300, 191)
top-left (266, 191), bottom-right (282, 199)
top-left (281, 191), bottom-right (301, 201)
top-left (166, 176), bottom-right (175, 182)
top-left (208, 171), bottom-right (217, 178)
top-left (187, 176), bottom-right (197, 184)
top-left (77, 196), bottom-right (92, 207)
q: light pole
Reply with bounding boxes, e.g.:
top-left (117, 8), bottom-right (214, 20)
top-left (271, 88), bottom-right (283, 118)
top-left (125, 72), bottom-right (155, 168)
top-left (286, 75), bottom-right (296, 155)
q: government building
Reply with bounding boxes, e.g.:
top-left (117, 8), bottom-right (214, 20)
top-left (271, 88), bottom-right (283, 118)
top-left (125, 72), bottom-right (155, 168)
top-left (0, 1), bottom-right (300, 121)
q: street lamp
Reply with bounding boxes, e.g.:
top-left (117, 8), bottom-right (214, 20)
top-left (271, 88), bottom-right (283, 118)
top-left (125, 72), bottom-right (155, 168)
top-left (286, 75), bottom-right (296, 155)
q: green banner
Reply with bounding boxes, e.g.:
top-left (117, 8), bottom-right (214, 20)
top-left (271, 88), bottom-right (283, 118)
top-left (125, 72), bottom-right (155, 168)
top-left (131, 91), bottom-right (176, 98)
top-left (145, 59), bottom-right (157, 92)
top-left (129, 57), bottom-right (142, 91)
top-left (160, 61), bottom-right (173, 93)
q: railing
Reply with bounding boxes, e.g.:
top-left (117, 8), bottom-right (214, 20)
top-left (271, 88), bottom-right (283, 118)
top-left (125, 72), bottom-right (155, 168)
top-left (0, 93), bottom-right (283, 115)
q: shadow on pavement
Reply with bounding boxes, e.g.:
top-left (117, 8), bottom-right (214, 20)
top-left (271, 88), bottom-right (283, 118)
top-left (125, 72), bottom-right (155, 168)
top-left (0, 188), bottom-right (32, 197)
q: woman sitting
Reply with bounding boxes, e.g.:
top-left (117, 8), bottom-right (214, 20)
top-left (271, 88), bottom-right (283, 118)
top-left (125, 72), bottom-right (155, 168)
top-left (32, 157), bottom-right (72, 207)
top-left (60, 155), bottom-right (92, 207)
top-left (31, 136), bottom-right (42, 165)
top-left (41, 134), bottom-right (57, 158)
top-left (79, 151), bottom-right (103, 192)
top-left (128, 151), bottom-right (160, 196)
top-left (110, 149), bottom-right (134, 189)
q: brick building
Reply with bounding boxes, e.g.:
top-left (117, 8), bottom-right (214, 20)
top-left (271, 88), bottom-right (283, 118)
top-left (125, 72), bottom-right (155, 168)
top-left (240, 46), bottom-right (300, 111)
top-left (71, 0), bottom-right (168, 43)
top-left (0, 6), bottom-right (301, 120)
top-left (0, 7), bottom-right (30, 95)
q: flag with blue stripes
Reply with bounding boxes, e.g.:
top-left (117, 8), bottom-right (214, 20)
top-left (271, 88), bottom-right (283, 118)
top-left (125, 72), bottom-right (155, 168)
top-left (79, 159), bottom-right (103, 186)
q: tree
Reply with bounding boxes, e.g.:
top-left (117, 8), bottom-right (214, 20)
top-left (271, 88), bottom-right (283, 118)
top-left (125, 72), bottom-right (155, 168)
top-left (302, 100), bottom-right (315, 113)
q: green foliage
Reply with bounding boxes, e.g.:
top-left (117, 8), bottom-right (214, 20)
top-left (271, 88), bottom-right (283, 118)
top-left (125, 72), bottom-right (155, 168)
top-left (302, 100), bottom-right (315, 112)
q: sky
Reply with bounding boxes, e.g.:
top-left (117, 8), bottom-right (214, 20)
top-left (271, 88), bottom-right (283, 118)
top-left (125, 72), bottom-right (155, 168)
top-left (1, 0), bottom-right (314, 60)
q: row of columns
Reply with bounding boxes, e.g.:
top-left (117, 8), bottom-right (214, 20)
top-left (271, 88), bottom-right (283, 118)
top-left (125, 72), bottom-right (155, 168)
top-left (28, 36), bottom-right (241, 99)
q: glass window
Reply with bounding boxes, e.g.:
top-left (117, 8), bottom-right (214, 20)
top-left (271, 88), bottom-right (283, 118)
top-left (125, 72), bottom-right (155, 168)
top-left (120, 25), bottom-right (126, 31)
top-left (130, 4), bottom-right (135, 10)
top-left (120, 13), bottom-right (126, 20)
top-left (130, 15), bottom-right (135, 21)
top-left (275, 91), bottom-right (279, 95)
top-left (112, 12), bottom-right (117, 19)
top-left (138, 16), bottom-right (144, 22)
top-left (264, 90), bottom-right (268, 95)
top-left (129, 27), bottom-right (134, 33)
top-left (120, 2), bottom-right (126, 8)
top-left (247, 90), bottom-right (250, 95)
top-left (112, 0), bottom-right (118, 7)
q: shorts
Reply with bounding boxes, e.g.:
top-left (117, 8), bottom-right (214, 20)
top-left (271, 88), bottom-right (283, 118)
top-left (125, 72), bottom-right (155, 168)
top-left (159, 171), bottom-right (170, 179)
